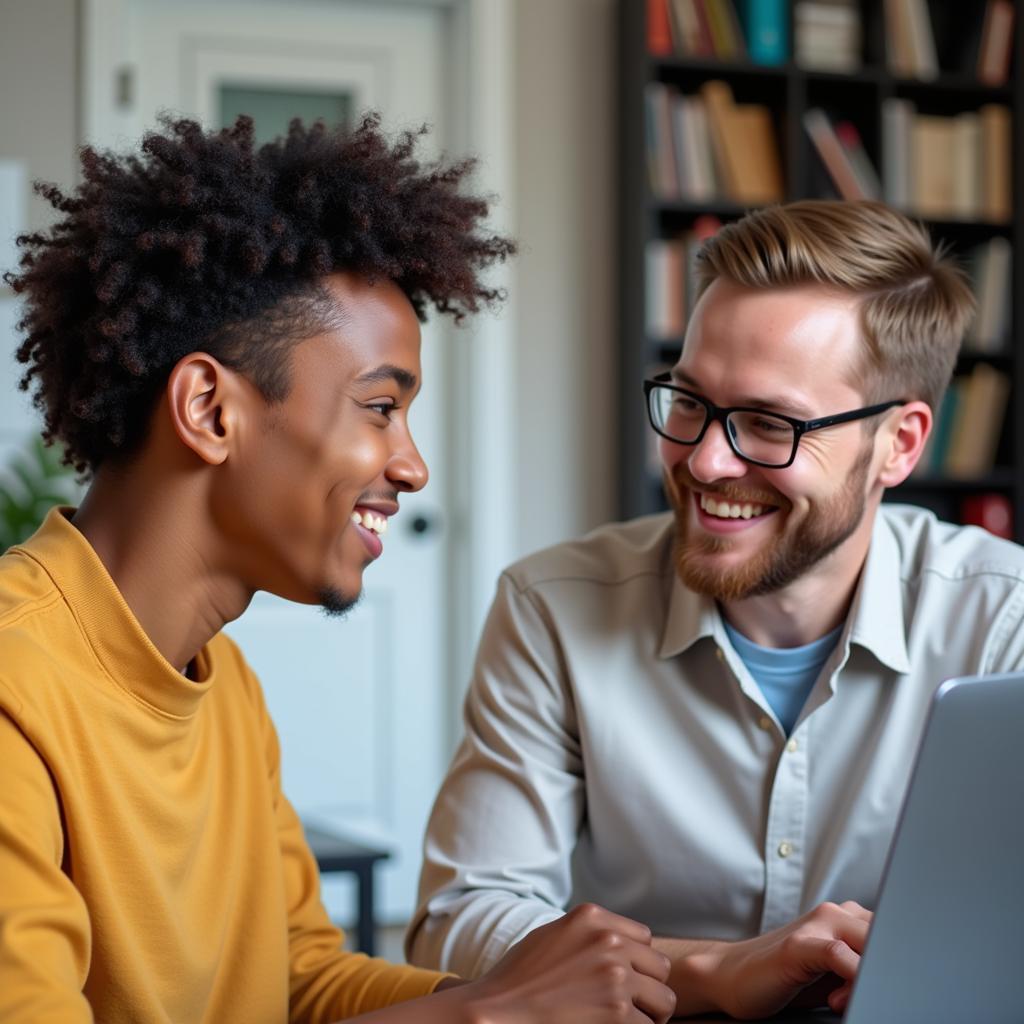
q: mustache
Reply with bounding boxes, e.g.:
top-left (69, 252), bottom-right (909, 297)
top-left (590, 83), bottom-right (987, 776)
top-left (667, 463), bottom-right (788, 509)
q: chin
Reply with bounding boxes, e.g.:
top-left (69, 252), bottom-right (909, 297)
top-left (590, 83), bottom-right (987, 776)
top-left (317, 585), bottom-right (362, 618)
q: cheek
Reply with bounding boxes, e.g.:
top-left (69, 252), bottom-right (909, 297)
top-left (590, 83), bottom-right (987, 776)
top-left (330, 432), bottom-right (391, 490)
top-left (659, 437), bottom-right (686, 470)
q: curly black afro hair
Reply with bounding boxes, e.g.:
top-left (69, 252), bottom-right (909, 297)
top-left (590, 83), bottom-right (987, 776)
top-left (5, 113), bottom-right (515, 476)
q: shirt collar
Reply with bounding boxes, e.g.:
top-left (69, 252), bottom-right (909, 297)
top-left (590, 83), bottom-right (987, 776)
top-left (660, 569), bottom-right (719, 659)
top-left (658, 509), bottom-right (910, 674)
top-left (845, 508), bottom-right (911, 674)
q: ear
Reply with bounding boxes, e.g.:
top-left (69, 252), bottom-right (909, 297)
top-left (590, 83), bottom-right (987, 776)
top-left (165, 353), bottom-right (245, 466)
top-left (876, 400), bottom-right (933, 488)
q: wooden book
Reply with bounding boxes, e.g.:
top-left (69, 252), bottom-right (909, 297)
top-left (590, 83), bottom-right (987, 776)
top-left (733, 104), bottom-right (784, 203)
top-left (977, 0), bottom-right (1015, 85)
top-left (980, 104), bottom-right (1011, 223)
top-left (905, 0), bottom-right (939, 78)
top-left (944, 363), bottom-right (1011, 478)
top-left (700, 79), bottom-right (743, 199)
top-left (883, 0), bottom-right (915, 75)
top-left (912, 115), bottom-right (955, 219)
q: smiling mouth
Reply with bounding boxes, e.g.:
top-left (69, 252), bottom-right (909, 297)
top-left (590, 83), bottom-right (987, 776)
top-left (698, 493), bottom-right (777, 520)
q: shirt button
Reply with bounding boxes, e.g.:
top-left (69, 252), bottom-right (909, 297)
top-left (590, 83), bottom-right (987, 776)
top-left (758, 715), bottom-right (773, 731)
top-left (778, 841), bottom-right (794, 858)
top-left (786, 739), bottom-right (798, 753)
top-left (715, 647), bottom-right (725, 662)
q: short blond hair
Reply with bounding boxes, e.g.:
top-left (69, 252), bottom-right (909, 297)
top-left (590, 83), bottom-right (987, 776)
top-left (695, 200), bottom-right (976, 411)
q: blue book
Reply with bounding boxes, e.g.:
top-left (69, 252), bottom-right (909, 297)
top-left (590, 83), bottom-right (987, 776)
top-left (740, 0), bottom-right (788, 65)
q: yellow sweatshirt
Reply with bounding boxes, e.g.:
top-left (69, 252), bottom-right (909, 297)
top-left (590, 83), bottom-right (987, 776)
top-left (0, 508), bottom-right (445, 1022)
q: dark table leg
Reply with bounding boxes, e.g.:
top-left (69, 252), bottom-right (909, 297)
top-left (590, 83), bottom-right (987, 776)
top-left (355, 864), bottom-right (375, 956)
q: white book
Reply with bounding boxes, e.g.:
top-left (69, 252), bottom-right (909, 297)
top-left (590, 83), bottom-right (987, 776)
top-left (671, 94), bottom-right (693, 198)
top-left (906, 0), bottom-right (939, 79)
top-left (682, 95), bottom-right (716, 200)
top-left (882, 97), bottom-right (913, 208)
top-left (973, 237), bottom-right (1012, 353)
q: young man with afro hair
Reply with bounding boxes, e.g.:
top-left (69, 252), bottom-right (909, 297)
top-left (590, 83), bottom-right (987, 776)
top-left (0, 115), bottom-right (675, 1024)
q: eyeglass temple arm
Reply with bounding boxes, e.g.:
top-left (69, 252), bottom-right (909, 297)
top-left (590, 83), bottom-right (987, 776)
top-left (803, 399), bottom-right (907, 433)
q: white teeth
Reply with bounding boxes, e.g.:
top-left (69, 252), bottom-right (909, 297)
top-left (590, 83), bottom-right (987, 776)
top-left (353, 510), bottom-right (388, 536)
top-left (700, 495), bottom-right (767, 520)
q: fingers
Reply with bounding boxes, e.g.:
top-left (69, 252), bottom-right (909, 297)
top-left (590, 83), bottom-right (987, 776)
top-left (828, 979), bottom-right (854, 1014)
top-left (838, 900), bottom-right (873, 923)
top-left (629, 942), bottom-right (672, 983)
top-left (832, 912), bottom-right (871, 957)
top-left (629, 972), bottom-right (677, 1023)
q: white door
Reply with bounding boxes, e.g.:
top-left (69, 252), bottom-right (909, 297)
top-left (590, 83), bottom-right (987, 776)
top-left (83, 0), bottom-right (452, 924)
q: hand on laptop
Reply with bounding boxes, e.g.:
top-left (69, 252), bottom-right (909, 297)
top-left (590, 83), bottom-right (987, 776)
top-left (464, 903), bottom-right (676, 1023)
top-left (707, 900), bottom-right (872, 1019)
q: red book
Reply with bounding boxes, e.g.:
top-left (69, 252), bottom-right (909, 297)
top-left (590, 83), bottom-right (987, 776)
top-left (961, 492), bottom-right (1014, 540)
top-left (647, 0), bottom-right (675, 55)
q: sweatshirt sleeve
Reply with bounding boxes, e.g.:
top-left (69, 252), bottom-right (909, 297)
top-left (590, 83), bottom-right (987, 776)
top-left (0, 708), bottom-right (93, 1022)
top-left (237, 654), bottom-right (450, 1022)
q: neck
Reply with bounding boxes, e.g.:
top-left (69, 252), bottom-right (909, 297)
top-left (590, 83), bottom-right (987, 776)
top-left (72, 460), bottom-right (254, 673)
top-left (720, 507), bottom-right (878, 648)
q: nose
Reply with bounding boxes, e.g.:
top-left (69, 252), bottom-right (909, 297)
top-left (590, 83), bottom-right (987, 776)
top-left (686, 419), bottom-right (748, 483)
top-left (386, 432), bottom-right (429, 493)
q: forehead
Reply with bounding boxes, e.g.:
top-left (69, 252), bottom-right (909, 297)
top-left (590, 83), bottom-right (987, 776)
top-left (677, 279), bottom-right (865, 410)
top-left (289, 271), bottom-right (422, 382)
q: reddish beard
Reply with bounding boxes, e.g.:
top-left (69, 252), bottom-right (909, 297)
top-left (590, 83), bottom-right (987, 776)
top-left (665, 444), bottom-right (872, 601)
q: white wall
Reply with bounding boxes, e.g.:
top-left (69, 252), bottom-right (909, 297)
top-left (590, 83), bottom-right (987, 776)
top-left (512, 0), bottom-right (618, 558)
top-left (0, 0), bottom-right (79, 469)
top-left (0, 0), bottom-right (79, 235)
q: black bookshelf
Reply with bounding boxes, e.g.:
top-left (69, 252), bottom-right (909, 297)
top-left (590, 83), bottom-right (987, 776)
top-left (618, 0), bottom-right (1024, 541)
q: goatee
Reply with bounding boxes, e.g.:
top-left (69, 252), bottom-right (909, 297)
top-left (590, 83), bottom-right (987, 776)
top-left (667, 443), bottom-right (872, 601)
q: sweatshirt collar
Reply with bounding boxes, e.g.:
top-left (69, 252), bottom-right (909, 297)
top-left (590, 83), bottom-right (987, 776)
top-left (14, 507), bottom-right (218, 718)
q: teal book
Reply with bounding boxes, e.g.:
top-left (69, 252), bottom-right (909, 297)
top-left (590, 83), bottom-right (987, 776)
top-left (740, 0), bottom-right (788, 65)
top-left (929, 379), bottom-right (963, 476)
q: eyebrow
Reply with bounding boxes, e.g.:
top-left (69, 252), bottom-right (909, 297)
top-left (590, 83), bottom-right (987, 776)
top-left (671, 369), bottom-right (816, 419)
top-left (354, 364), bottom-right (419, 392)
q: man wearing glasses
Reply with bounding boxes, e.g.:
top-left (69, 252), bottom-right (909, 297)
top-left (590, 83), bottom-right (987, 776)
top-left (407, 199), bottom-right (1024, 1018)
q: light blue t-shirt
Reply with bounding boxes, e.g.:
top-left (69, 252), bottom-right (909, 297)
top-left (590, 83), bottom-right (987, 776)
top-left (723, 619), bottom-right (843, 735)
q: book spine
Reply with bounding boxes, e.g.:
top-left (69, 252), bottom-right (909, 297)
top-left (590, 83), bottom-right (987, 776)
top-left (740, 0), bottom-right (788, 65)
top-left (647, 0), bottom-right (675, 55)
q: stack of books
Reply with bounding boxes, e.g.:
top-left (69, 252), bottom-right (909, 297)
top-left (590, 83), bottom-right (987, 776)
top-left (882, 100), bottom-right (1011, 222)
top-left (645, 216), bottom-right (723, 340)
top-left (648, 0), bottom-right (790, 65)
top-left (794, 0), bottom-right (861, 71)
top-left (645, 80), bottom-right (784, 204)
top-left (884, 0), bottom-right (1015, 83)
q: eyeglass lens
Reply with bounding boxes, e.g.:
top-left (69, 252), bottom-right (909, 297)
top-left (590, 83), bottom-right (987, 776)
top-left (650, 387), bottom-right (795, 466)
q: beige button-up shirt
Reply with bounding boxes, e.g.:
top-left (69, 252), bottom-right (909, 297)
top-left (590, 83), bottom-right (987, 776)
top-left (406, 505), bottom-right (1024, 978)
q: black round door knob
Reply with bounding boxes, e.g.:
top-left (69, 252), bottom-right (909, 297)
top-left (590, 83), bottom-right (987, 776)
top-left (410, 514), bottom-right (435, 535)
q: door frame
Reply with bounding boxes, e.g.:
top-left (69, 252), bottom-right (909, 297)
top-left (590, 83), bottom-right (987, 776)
top-left (80, 0), bottom-right (519, 748)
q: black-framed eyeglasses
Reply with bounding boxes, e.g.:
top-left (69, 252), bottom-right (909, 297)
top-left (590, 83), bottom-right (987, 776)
top-left (643, 373), bottom-right (906, 469)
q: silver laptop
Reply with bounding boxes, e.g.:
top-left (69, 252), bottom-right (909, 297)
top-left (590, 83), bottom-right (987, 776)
top-left (725, 674), bottom-right (1024, 1024)
top-left (836, 671), bottom-right (1024, 1023)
